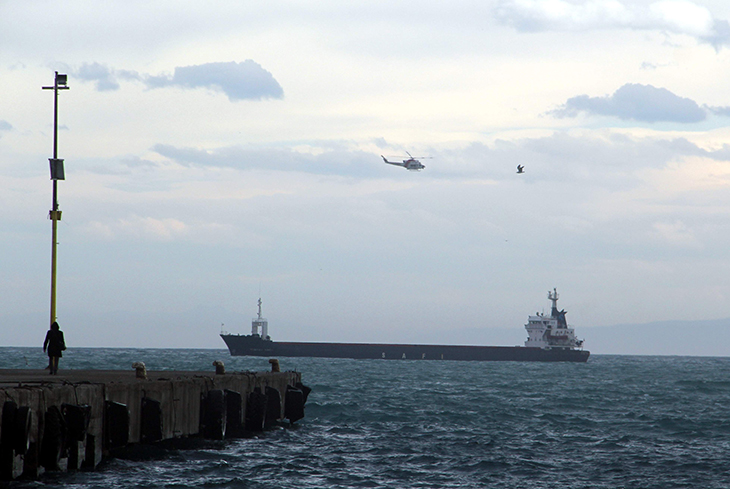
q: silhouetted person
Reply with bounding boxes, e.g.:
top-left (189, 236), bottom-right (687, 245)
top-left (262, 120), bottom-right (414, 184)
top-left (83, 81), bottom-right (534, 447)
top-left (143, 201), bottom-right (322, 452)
top-left (43, 321), bottom-right (66, 375)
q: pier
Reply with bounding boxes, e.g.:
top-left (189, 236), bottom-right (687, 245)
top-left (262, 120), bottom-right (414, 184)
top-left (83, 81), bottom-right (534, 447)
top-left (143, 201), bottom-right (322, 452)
top-left (0, 364), bottom-right (308, 480)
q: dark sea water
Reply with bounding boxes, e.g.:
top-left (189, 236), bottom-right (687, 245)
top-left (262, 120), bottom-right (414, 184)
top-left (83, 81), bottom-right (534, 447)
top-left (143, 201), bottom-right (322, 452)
top-left (3, 348), bottom-right (730, 488)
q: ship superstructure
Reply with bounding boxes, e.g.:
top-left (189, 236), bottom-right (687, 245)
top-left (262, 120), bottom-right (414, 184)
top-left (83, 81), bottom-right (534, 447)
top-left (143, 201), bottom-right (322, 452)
top-left (251, 298), bottom-right (269, 340)
top-left (524, 288), bottom-right (584, 349)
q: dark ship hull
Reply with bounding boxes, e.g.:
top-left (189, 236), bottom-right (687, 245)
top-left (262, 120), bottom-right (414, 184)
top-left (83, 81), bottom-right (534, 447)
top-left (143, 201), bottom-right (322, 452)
top-left (220, 334), bottom-right (590, 362)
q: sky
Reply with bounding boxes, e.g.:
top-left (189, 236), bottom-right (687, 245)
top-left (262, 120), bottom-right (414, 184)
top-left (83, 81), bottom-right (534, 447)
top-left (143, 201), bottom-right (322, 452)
top-left (1, 0), bottom-right (730, 352)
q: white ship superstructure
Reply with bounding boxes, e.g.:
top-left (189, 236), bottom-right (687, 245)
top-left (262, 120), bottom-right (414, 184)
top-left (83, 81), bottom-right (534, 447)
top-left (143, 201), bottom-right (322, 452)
top-left (251, 298), bottom-right (269, 340)
top-left (524, 289), bottom-right (584, 350)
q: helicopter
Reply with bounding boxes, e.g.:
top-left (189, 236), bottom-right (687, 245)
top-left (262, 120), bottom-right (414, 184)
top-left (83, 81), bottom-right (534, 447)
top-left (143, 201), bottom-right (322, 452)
top-left (381, 152), bottom-right (429, 171)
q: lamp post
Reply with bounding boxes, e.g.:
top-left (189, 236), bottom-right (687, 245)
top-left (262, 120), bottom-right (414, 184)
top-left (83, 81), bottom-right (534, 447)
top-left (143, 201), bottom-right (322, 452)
top-left (42, 72), bottom-right (69, 327)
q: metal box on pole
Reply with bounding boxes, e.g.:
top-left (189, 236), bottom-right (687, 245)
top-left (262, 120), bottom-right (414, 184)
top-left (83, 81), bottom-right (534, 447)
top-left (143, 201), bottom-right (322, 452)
top-left (49, 158), bottom-right (65, 180)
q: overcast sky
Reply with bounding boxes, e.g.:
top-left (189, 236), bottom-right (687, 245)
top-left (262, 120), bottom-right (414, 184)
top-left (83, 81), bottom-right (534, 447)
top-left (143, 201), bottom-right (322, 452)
top-left (1, 0), bottom-right (730, 353)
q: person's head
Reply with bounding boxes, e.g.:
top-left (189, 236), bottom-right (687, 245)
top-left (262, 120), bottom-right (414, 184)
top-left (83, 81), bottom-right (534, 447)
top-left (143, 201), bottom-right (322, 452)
top-left (51, 322), bottom-right (59, 331)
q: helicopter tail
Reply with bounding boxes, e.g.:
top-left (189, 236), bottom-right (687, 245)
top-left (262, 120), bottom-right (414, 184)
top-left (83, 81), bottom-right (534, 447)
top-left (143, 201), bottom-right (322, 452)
top-left (382, 155), bottom-right (397, 165)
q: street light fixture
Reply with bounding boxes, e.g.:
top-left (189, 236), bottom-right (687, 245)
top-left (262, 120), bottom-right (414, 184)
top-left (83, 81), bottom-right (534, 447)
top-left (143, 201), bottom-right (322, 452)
top-left (42, 71), bottom-right (70, 327)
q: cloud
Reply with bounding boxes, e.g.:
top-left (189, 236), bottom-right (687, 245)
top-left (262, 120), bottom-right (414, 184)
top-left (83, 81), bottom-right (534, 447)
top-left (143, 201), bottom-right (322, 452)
top-left (550, 83), bottom-right (708, 123)
top-left (651, 220), bottom-right (702, 249)
top-left (76, 63), bottom-right (121, 91)
top-left (152, 143), bottom-right (387, 178)
top-left (706, 105), bottom-right (730, 117)
top-left (702, 19), bottom-right (730, 50)
top-left (71, 62), bottom-right (143, 91)
top-left (85, 216), bottom-right (188, 241)
top-left (471, 132), bottom-right (730, 193)
top-left (72, 61), bottom-right (283, 101)
top-left (145, 61), bottom-right (283, 101)
top-left (494, 0), bottom-right (730, 50)
top-left (149, 132), bottom-right (730, 188)
top-left (0, 120), bottom-right (11, 131)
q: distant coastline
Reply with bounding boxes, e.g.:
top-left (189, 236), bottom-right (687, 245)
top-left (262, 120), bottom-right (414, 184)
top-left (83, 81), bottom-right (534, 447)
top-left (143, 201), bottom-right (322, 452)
top-left (582, 318), bottom-right (730, 357)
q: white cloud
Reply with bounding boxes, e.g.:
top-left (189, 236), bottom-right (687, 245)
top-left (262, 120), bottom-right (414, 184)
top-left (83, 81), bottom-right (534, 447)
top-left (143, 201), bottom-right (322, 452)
top-left (494, 0), bottom-right (632, 31)
top-left (152, 143), bottom-right (391, 178)
top-left (648, 0), bottom-right (714, 38)
top-left (652, 220), bottom-right (703, 248)
top-left (494, 0), bottom-right (730, 49)
top-left (85, 216), bottom-right (188, 241)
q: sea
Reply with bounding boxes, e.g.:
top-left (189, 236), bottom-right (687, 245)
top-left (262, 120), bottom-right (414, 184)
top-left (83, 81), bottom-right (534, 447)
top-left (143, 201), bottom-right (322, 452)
top-left (2, 348), bottom-right (730, 488)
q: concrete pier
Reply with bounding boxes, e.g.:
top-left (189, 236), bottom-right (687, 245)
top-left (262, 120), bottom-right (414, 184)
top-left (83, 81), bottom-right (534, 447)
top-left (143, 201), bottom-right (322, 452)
top-left (0, 366), bottom-right (307, 480)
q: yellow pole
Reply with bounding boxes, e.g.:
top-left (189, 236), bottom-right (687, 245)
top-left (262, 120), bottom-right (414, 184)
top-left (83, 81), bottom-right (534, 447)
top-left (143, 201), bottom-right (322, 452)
top-left (50, 211), bottom-right (58, 324)
top-left (43, 72), bottom-right (68, 326)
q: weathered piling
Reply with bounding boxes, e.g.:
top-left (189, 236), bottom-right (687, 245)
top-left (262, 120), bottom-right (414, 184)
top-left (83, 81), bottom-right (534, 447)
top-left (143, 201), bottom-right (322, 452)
top-left (0, 366), bottom-right (306, 480)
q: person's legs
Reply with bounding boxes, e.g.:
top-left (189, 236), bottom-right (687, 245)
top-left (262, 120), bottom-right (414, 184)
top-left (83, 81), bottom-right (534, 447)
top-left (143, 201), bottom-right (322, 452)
top-left (50, 357), bottom-right (59, 374)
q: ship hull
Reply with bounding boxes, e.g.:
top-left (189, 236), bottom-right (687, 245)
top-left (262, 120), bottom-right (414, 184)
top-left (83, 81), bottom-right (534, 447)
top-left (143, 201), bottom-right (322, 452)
top-left (220, 335), bottom-right (590, 362)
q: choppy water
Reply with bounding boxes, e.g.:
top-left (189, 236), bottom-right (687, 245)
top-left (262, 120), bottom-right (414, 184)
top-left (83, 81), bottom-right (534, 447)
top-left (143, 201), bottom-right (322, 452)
top-left (3, 348), bottom-right (730, 488)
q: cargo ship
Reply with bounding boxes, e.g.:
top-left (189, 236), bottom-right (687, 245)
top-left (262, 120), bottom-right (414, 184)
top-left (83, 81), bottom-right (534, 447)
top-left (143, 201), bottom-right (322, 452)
top-left (220, 289), bottom-right (589, 362)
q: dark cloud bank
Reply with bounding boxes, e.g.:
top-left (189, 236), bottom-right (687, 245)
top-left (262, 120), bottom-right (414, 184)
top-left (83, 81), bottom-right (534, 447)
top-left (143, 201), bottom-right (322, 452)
top-left (73, 61), bottom-right (283, 101)
top-left (551, 83), bottom-right (730, 123)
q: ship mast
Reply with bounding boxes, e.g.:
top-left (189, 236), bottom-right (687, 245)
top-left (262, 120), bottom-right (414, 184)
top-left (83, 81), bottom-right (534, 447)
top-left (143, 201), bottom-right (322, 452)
top-left (251, 297), bottom-right (269, 339)
top-left (548, 288), bottom-right (559, 318)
